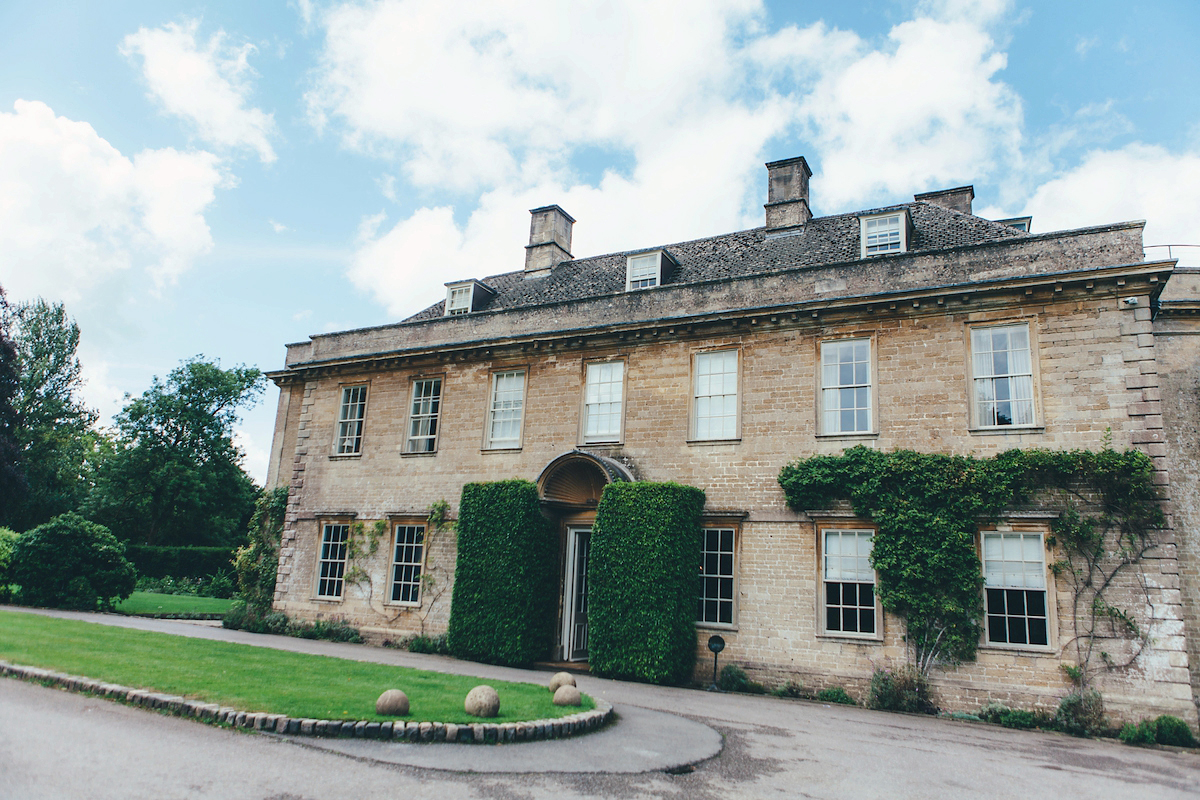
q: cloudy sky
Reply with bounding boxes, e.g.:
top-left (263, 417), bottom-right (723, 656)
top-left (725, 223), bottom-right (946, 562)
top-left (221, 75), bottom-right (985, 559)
top-left (1, 0), bottom-right (1198, 483)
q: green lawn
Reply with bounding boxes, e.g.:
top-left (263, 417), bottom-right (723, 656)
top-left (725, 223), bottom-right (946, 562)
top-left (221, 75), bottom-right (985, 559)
top-left (116, 592), bottom-right (235, 616)
top-left (0, 611), bottom-right (593, 723)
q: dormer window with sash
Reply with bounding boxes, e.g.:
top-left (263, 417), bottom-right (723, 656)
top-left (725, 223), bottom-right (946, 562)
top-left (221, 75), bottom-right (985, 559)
top-left (860, 211), bottom-right (910, 257)
top-left (625, 249), bottom-right (677, 291)
top-left (443, 280), bottom-right (496, 316)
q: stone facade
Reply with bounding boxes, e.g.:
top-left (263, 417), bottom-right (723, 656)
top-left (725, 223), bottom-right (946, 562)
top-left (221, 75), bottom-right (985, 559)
top-left (266, 158), bottom-right (1198, 725)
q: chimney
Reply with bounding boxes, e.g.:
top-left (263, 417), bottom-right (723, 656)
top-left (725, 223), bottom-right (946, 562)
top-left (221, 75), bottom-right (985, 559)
top-left (914, 186), bottom-right (975, 215)
top-left (525, 205), bottom-right (574, 277)
top-left (764, 156), bottom-right (813, 229)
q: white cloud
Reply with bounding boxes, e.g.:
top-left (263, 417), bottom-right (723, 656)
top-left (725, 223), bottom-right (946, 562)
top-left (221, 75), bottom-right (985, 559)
top-left (234, 426), bottom-right (271, 485)
top-left (1021, 144), bottom-right (1200, 251)
top-left (0, 100), bottom-right (225, 303)
top-left (121, 19), bottom-right (277, 163)
top-left (312, 0), bottom-right (1033, 314)
top-left (270, 219), bottom-right (290, 233)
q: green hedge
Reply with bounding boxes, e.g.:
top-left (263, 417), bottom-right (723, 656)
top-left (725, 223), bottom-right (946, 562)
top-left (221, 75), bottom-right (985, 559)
top-left (588, 481), bottom-right (705, 685)
top-left (125, 546), bottom-right (236, 579)
top-left (447, 480), bottom-right (558, 666)
top-left (11, 513), bottom-right (137, 611)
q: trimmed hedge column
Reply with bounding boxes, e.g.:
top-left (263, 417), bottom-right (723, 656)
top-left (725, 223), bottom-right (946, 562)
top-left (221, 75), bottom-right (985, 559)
top-left (447, 480), bottom-right (558, 666)
top-left (588, 481), bottom-right (705, 685)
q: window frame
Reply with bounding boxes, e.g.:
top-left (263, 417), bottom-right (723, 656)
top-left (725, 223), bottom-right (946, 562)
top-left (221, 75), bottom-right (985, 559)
top-left (579, 358), bottom-right (627, 445)
top-left (966, 320), bottom-right (1041, 432)
top-left (816, 522), bottom-right (882, 642)
top-left (314, 520), bottom-right (352, 601)
top-left (332, 383), bottom-right (368, 457)
top-left (859, 211), bottom-right (909, 257)
top-left (625, 249), bottom-right (677, 292)
top-left (483, 366), bottom-right (527, 451)
top-left (696, 522), bottom-right (740, 629)
top-left (979, 526), bottom-right (1055, 652)
top-left (403, 375), bottom-right (444, 455)
top-left (817, 335), bottom-right (877, 437)
top-left (386, 519), bottom-right (428, 607)
top-left (689, 348), bottom-right (741, 443)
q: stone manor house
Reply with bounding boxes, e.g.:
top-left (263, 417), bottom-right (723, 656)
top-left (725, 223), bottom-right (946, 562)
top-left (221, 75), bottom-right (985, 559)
top-left (265, 157), bottom-right (1200, 724)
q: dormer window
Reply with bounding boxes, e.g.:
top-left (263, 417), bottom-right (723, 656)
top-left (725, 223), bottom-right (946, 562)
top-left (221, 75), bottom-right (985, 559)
top-left (625, 249), bottom-right (677, 291)
top-left (443, 280), bottom-right (496, 317)
top-left (860, 212), bottom-right (910, 257)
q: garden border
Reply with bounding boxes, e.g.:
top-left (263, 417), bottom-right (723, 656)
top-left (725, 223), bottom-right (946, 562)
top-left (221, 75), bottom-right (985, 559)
top-left (0, 660), bottom-right (613, 744)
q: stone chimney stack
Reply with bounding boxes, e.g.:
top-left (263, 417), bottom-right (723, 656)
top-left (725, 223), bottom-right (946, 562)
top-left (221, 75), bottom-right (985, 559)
top-left (914, 186), bottom-right (975, 215)
top-left (764, 156), bottom-right (813, 229)
top-left (525, 205), bottom-right (574, 277)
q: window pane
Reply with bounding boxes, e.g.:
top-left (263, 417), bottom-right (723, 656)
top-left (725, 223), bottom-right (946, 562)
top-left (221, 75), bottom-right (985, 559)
top-left (697, 527), bottom-right (737, 624)
top-left (693, 352), bottom-right (737, 440)
top-left (972, 324), bottom-right (1034, 427)
top-left (487, 371), bottom-right (525, 447)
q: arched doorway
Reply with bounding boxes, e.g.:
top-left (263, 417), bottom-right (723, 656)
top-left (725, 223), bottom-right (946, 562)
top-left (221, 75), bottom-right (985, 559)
top-left (536, 451), bottom-right (635, 662)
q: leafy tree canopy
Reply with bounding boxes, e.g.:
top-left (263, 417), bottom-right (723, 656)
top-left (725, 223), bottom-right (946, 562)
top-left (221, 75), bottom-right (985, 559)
top-left (0, 287), bottom-right (26, 521)
top-left (85, 357), bottom-right (265, 548)
top-left (4, 299), bottom-right (100, 531)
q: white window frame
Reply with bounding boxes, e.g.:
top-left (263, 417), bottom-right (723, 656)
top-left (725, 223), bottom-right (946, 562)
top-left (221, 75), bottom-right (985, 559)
top-left (485, 368), bottom-right (526, 449)
top-left (446, 285), bottom-right (472, 315)
top-left (691, 349), bottom-right (740, 442)
top-left (820, 338), bottom-right (873, 435)
top-left (315, 522), bottom-right (350, 599)
top-left (625, 249), bottom-right (676, 291)
top-left (697, 525), bottom-right (738, 628)
top-left (819, 526), bottom-right (880, 639)
top-left (334, 385), bottom-right (368, 455)
top-left (388, 522), bottom-right (426, 606)
top-left (969, 321), bottom-right (1038, 429)
top-left (405, 376), bottom-right (443, 454)
top-left (581, 360), bottom-right (625, 444)
top-left (981, 529), bottom-right (1052, 649)
top-left (860, 212), bottom-right (908, 257)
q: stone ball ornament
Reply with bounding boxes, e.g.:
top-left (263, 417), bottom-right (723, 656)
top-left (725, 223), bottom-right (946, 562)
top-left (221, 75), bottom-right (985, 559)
top-left (552, 685), bottom-right (582, 706)
top-left (375, 689), bottom-right (410, 716)
top-left (464, 685), bottom-right (500, 718)
top-left (548, 671), bottom-right (576, 693)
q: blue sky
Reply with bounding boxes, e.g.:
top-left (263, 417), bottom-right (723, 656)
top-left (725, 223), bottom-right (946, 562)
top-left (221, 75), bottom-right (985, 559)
top-left (1, 0), bottom-right (1198, 483)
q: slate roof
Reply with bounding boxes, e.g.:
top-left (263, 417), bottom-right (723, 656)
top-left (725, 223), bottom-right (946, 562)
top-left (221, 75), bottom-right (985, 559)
top-left (404, 201), bottom-right (1027, 323)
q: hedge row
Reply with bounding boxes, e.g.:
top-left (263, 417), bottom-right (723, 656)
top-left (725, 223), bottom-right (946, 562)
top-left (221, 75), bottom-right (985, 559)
top-left (447, 480), bottom-right (558, 666)
top-left (125, 546), bottom-right (235, 579)
top-left (588, 482), bottom-right (705, 685)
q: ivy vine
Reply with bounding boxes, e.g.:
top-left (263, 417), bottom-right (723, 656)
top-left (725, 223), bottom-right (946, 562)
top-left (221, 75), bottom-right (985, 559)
top-left (778, 442), bottom-right (1162, 683)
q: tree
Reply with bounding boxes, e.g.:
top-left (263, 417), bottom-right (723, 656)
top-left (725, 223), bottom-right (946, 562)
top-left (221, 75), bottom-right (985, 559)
top-left (4, 299), bottom-right (99, 531)
top-left (0, 287), bottom-right (26, 522)
top-left (85, 357), bottom-right (265, 547)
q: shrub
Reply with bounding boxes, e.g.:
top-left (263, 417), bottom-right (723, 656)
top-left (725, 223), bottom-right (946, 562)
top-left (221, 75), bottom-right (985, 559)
top-left (867, 665), bottom-right (934, 714)
top-left (234, 487), bottom-right (288, 612)
top-left (408, 634), bottom-right (451, 655)
top-left (978, 701), bottom-right (1009, 724)
top-left (0, 526), bottom-right (18, 602)
top-left (771, 681), bottom-right (806, 699)
top-left (1153, 715), bottom-right (1197, 747)
top-left (124, 546), bottom-right (236, 581)
top-left (1119, 719), bottom-right (1158, 745)
top-left (588, 482), bottom-right (705, 685)
top-left (447, 480), bottom-right (558, 666)
top-left (718, 664), bottom-right (765, 693)
top-left (10, 513), bottom-right (136, 611)
top-left (134, 569), bottom-right (235, 598)
top-left (221, 600), bottom-right (362, 643)
top-left (817, 687), bottom-right (856, 705)
top-left (1055, 689), bottom-right (1105, 737)
top-left (999, 709), bottom-right (1037, 729)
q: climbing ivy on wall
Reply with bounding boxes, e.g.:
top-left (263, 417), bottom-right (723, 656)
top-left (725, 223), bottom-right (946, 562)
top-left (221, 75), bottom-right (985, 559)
top-left (778, 444), bottom-right (1163, 682)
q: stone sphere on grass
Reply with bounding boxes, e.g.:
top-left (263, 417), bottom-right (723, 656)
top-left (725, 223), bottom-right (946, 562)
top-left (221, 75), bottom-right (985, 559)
top-left (553, 685), bottom-right (582, 706)
top-left (375, 689), bottom-right (410, 716)
top-left (464, 685), bottom-right (500, 718)
top-left (548, 671), bottom-right (576, 693)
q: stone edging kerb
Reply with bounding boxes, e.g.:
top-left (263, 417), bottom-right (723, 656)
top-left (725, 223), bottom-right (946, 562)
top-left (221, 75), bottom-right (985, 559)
top-left (0, 660), bottom-right (613, 744)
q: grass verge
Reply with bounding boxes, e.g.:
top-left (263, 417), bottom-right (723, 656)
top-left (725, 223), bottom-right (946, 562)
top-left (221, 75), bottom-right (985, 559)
top-left (0, 611), bottom-right (592, 724)
top-left (116, 592), bottom-right (234, 617)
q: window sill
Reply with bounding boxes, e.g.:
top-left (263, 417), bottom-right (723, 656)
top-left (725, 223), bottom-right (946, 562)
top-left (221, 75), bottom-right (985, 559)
top-left (978, 642), bottom-right (1055, 655)
top-left (969, 425), bottom-right (1044, 436)
top-left (312, 596), bottom-right (344, 604)
top-left (816, 632), bottom-right (882, 644)
top-left (383, 600), bottom-right (421, 609)
top-left (687, 438), bottom-right (741, 446)
top-left (481, 446), bottom-right (522, 453)
top-left (814, 432), bottom-right (878, 440)
top-left (401, 450), bottom-right (438, 458)
top-left (328, 453), bottom-right (362, 460)
top-left (696, 621), bottom-right (738, 632)
top-left (581, 439), bottom-right (623, 447)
